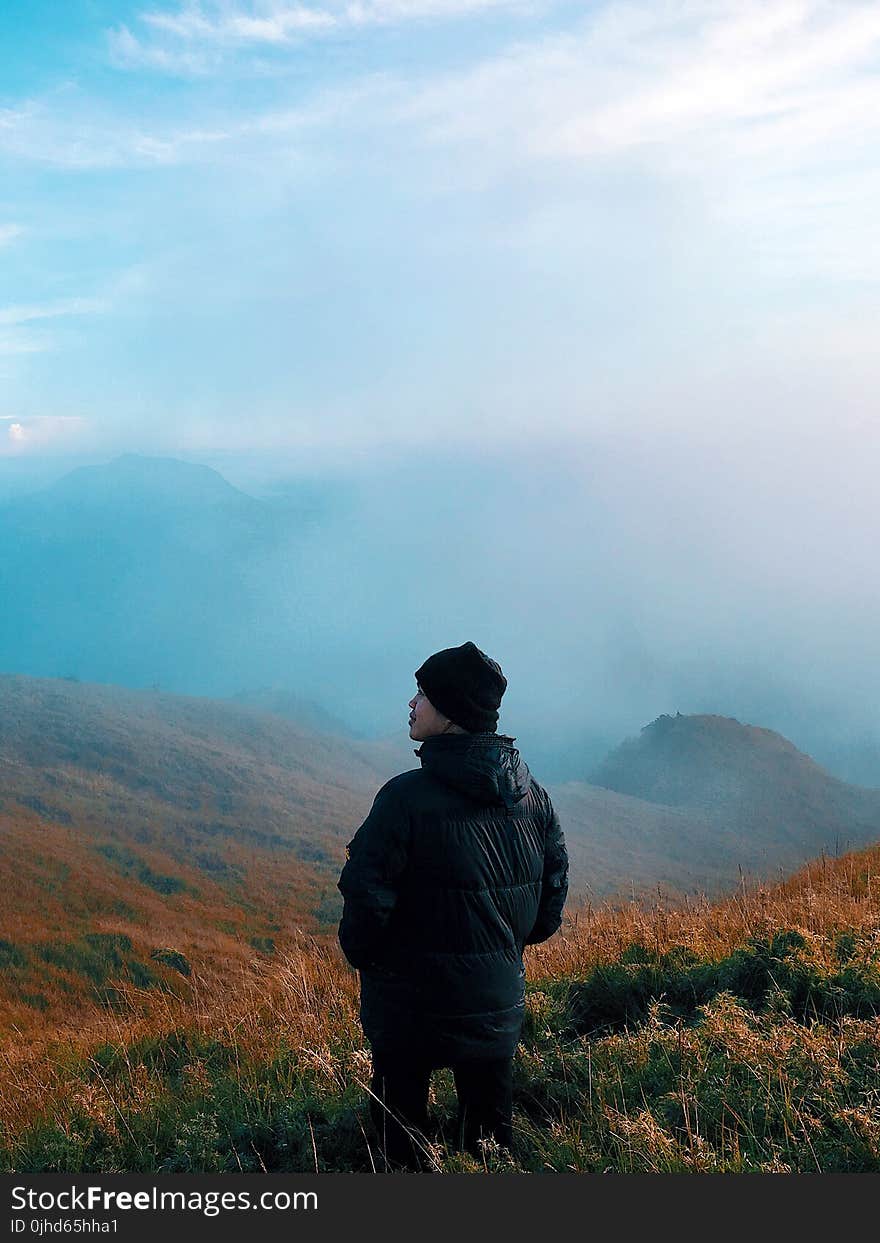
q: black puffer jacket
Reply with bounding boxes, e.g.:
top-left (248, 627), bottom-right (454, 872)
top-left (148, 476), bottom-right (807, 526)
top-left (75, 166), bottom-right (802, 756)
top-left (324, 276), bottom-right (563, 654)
top-left (337, 732), bottom-right (568, 1062)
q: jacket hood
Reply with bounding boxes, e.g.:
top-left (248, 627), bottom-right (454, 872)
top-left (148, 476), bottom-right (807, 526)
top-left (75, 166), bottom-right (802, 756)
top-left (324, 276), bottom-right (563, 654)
top-left (414, 732), bottom-right (532, 808)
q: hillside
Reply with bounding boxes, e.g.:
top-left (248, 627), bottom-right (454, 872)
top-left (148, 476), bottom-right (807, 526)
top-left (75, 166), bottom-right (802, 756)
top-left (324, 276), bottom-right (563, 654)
top-left (589, 712), bottom-right (880, 874)
top-left (3, 680), bottom-right (879, 1042)
top-left (0, 455), bottom-right (305, 694)
top-left (42, 454), bottom-right (252, 511)
top-left (0, 673), bottom-right (395, 1034)
top-left (551, 782), bottom-right (753, 899)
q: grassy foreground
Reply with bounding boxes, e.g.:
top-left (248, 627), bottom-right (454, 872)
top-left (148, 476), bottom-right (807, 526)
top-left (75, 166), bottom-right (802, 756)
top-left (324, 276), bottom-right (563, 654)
top-left (3, 845), bottom-right (880, 1173)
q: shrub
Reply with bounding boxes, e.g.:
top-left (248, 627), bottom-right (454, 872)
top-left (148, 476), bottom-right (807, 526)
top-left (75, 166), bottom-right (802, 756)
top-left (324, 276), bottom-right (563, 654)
top-left (564, 930), bottom-right (880, 1036)
top-left (0, 940), bottom-right (28, 970)
top-left (151, 948), bottom-right (192, 977)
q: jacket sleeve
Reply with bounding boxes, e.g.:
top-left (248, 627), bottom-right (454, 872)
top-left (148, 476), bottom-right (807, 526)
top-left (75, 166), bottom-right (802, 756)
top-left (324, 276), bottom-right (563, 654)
top-left (337, 780), bottom-right (410, 971)
top-left (525, 788), bottom-right (569, 946)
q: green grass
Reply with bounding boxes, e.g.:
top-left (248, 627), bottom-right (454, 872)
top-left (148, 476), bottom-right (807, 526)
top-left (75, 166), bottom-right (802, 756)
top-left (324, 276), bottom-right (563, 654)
top-left (94, 843), bottom-right (194, 897)
top-left (150, 948), bottom-right (192, 977)
top-left (4, 922), bottom-right (880, 1174)
top-left (564, 929), bottom-right (880, 1035)
top-left (31, 933), bottom-right (165, 1005)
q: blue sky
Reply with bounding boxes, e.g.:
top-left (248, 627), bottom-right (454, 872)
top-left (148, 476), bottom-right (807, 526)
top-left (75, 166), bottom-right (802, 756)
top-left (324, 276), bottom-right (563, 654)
top-left (2, 0), bottom-right (878, 464)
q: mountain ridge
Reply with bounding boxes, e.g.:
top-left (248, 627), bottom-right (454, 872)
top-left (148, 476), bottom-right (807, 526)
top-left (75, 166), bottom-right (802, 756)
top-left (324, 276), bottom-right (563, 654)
top-left (43, 453), bottom-right (252, 509)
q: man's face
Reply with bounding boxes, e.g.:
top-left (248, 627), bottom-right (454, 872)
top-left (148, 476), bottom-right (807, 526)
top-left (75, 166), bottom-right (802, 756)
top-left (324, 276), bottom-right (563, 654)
top-left (408, 685), bottom-right (452, 741)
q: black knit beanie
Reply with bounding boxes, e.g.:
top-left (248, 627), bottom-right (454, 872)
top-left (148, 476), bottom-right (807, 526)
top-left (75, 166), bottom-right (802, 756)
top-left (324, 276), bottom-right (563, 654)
top-left (414, 641), bottom-right (507, 733)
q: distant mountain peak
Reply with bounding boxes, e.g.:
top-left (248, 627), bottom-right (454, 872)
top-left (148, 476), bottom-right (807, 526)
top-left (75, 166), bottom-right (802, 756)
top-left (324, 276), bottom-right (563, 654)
top-left (592, 711), bottom-right (845, 813)
top-left (643, 711), bottom-right (791, 742)
top-left (637, 712), bottom-right (817, 761)
top-left (45, 454), bottom-right (253, 509)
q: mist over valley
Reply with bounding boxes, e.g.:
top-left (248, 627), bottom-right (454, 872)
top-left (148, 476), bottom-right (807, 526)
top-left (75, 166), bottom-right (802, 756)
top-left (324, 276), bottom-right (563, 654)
top-left (0, 449), bottom-right (877, 790)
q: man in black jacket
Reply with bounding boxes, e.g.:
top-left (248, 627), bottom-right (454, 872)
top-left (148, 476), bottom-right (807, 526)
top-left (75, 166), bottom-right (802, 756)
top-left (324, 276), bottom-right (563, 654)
top-left (337, 641), bottom-right (568, 1168)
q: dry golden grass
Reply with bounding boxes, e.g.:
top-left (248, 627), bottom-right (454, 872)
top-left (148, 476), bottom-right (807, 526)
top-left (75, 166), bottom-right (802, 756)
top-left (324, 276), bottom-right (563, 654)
top-left (2, 838), bottom-right (878, 1175)
top-left (530, 844), bottom-right (880, 980)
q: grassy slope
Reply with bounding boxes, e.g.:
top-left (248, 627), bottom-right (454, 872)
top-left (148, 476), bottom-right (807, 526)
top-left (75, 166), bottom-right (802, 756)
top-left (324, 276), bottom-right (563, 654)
top-left (3, 677), bottom-right (880, 1042)
top-left (2, 841), bottom-right (879, 1173)
top-left (0, 674), bottom-right (393, 1032)
top-left (552, 782), bottom-right (751, 899)
top-left (585, 712), bottom-right (880, 878)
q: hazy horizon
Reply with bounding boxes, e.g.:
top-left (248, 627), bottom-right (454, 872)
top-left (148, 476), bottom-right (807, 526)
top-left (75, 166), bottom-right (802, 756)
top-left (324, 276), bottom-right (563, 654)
top-left (0, 446), bottom-right (877, 789)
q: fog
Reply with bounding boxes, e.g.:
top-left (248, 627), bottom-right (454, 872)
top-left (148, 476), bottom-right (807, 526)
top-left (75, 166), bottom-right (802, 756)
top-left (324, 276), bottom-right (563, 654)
top-left (232, 422), bottom-right (877, 782)
top-left (4, 411), bottom-right (874, 786)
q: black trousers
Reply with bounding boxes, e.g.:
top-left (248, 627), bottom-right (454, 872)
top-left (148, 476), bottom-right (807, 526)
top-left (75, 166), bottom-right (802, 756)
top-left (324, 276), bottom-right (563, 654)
top-left (369, 1046), bottom-right (514, 1169)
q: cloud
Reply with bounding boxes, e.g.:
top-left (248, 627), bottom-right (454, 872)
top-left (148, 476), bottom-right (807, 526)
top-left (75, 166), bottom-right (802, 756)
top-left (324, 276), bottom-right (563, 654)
top-left (142, 2), bottom-right (336, 42)
top-left (547, 2), bottom-right (880, 166)
top-left (0, 415), bottom-right (89, 456)
top-left (0, 295), bottom-right (106, 325)
top-left (100, 0), bottom-right (880, 226)
top-left (387, 0), bottom-right (880, 279)
top-left (0, 299), bottom-right (107, 361)
top-left (0, 224), bottom-right (23, 247)
top-left (2, 0), bottom-right (877, 444)
top-left (0, 298), bottom-right (107, 328)
top-left (0, 99), bottom-right (157, 168)
top-left (134, 0), bottom-right (528, 41)
top-left (14, 0), bottom-right (880, 208)
top-left (0, 337), bottom-right (46, 357)
top-left (0, 79), bottom-right (373, 167)
top-left (108, 24), bottom-right (223, 74)
top-left (400, 0), bottom-right (880, 166)
top-left (108, 0), bottom-right (541, 72)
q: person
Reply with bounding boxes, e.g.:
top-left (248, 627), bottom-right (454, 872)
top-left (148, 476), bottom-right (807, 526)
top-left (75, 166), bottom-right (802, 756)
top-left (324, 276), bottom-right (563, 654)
top-left (337, 641), bottom-right (568, 1170)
